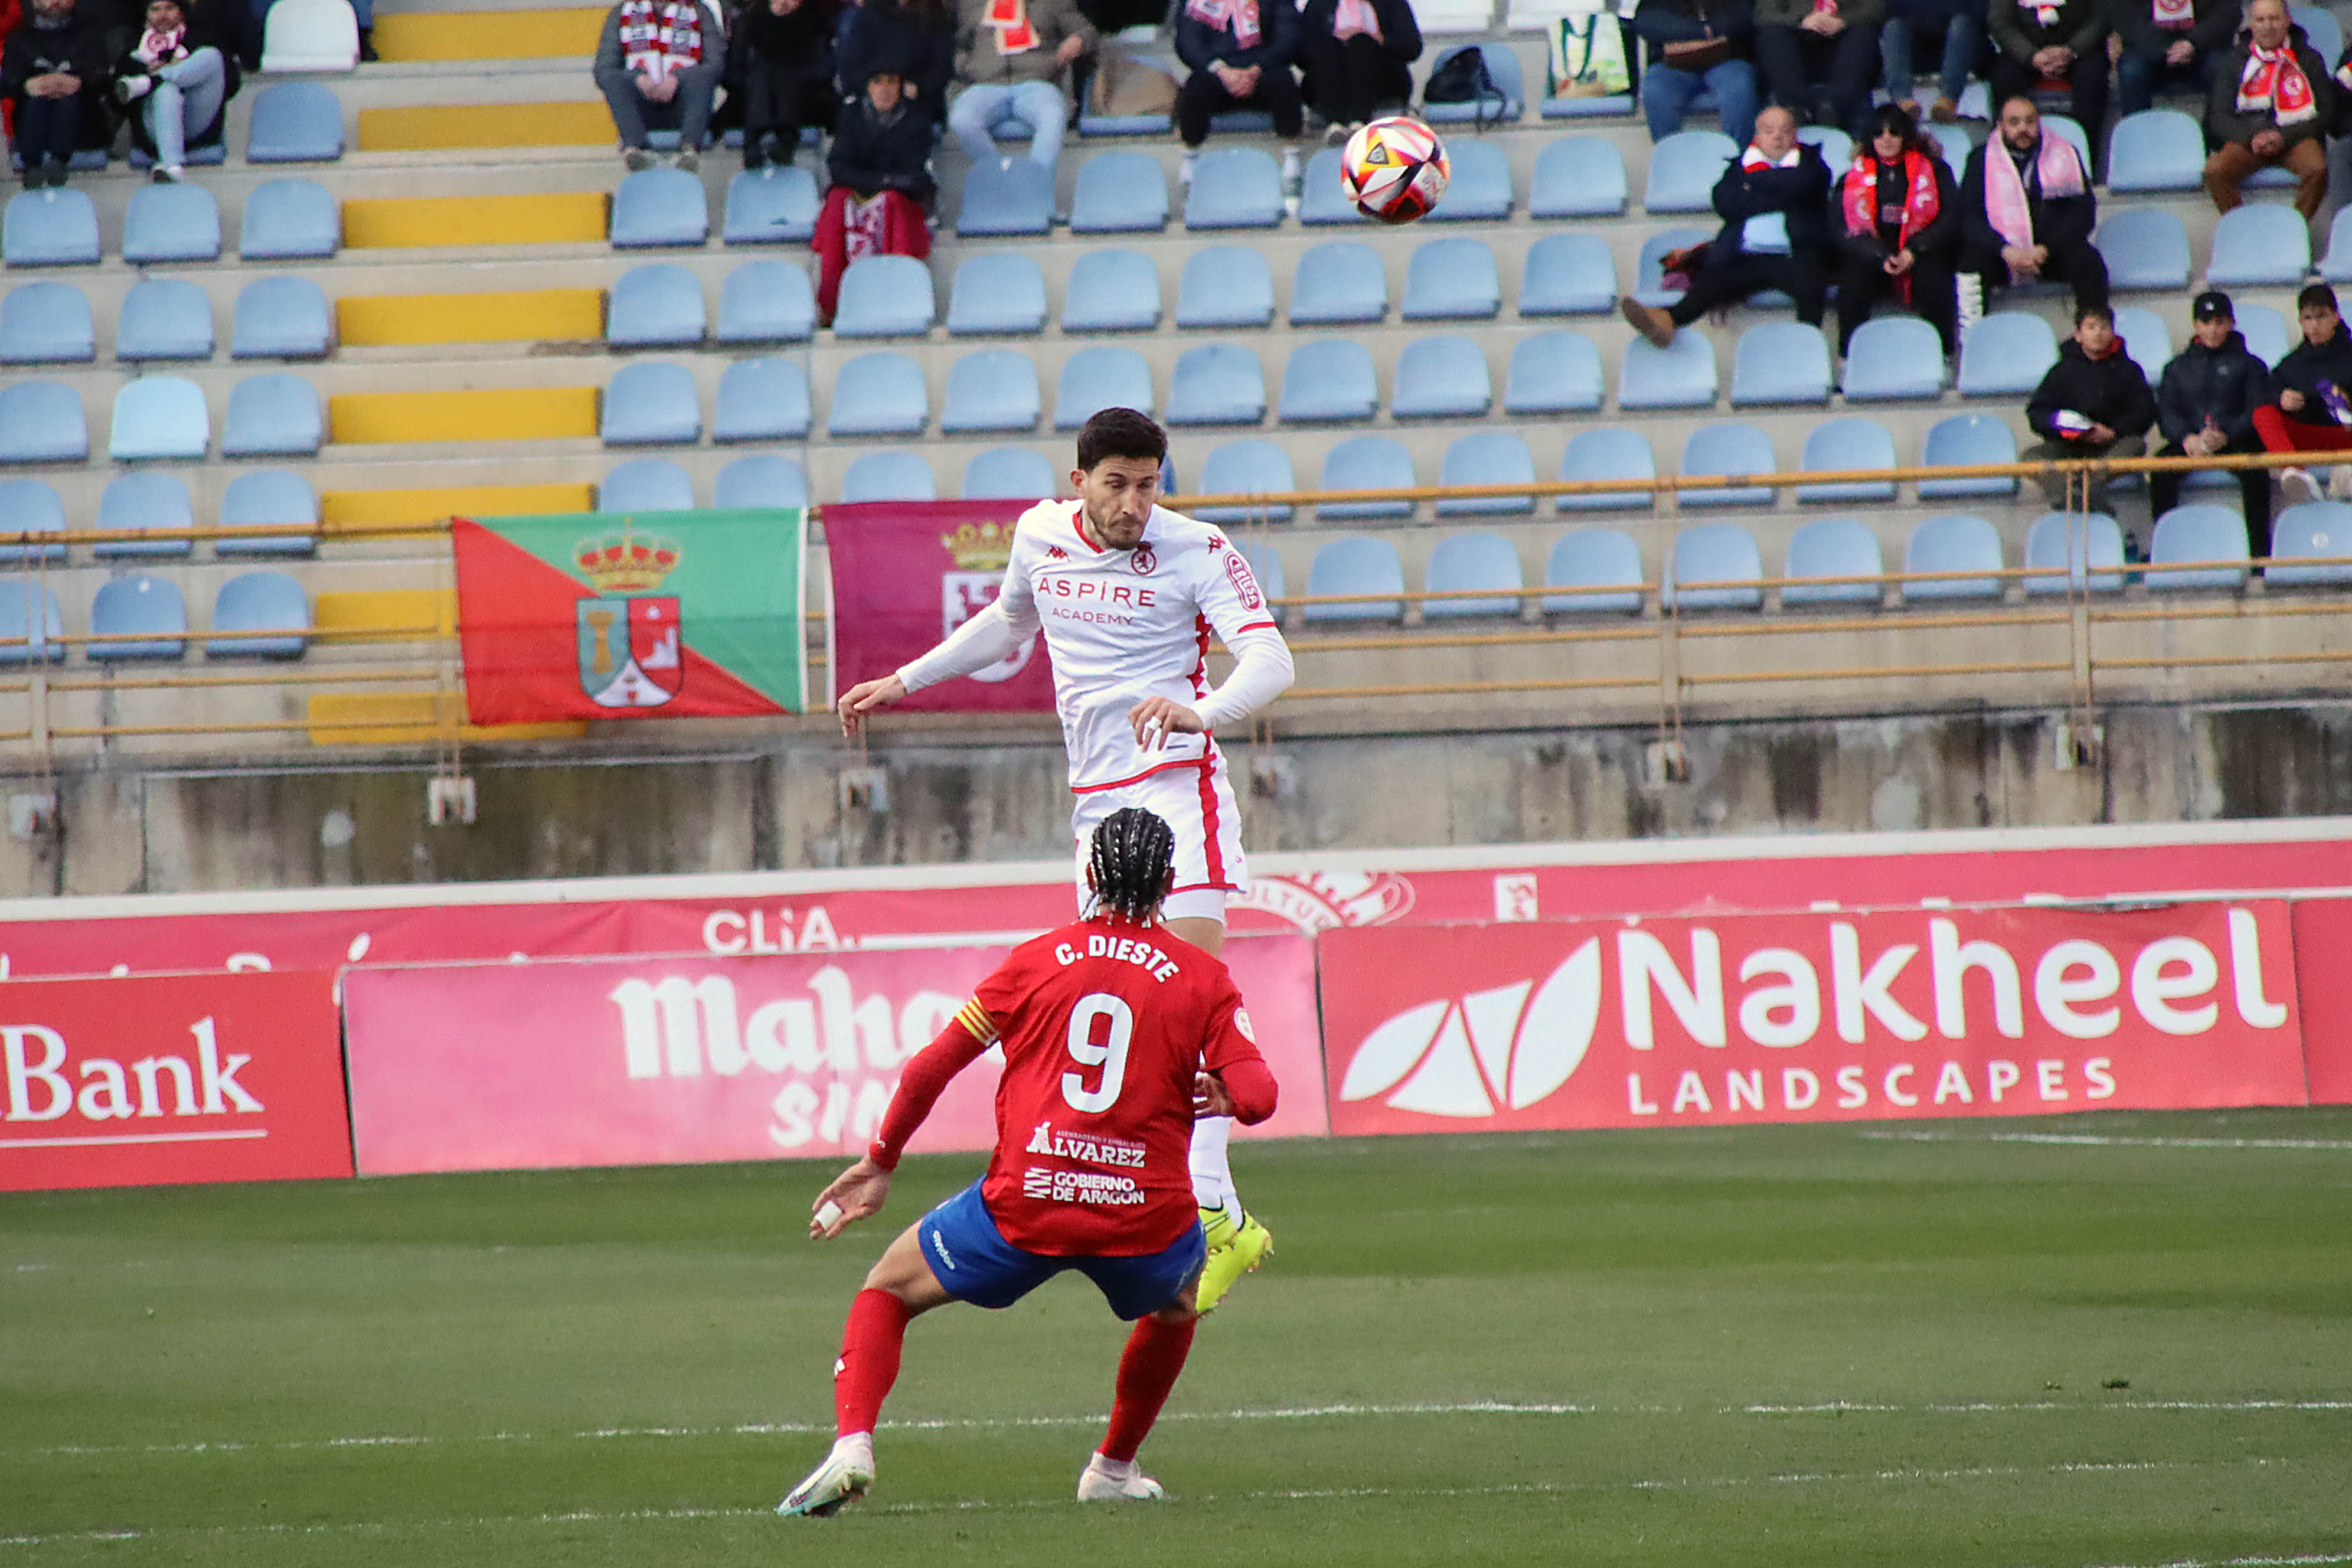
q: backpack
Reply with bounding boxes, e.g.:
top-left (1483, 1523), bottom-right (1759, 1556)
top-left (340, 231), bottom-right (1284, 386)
top-left (1422, 45), bottom-right (1501, 126)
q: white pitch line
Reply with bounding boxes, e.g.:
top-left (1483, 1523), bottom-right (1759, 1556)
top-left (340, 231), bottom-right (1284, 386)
top-left (2091, 1556), bottom-right (2352, 1568)
top-left (1861, 1131), bottom-right (2352, 1151)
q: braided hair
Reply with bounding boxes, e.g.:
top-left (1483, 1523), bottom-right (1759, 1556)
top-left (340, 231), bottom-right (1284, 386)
top-left (1086, 807), bottom-right (1175, 925)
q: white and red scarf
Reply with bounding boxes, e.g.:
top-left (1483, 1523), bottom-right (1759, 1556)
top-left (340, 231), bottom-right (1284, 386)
top-left (1185, 0), bottom-right (1262, 49)
top-left (619, 0), bottom-right (704, 77)
top-left (2239, 40), bottom-right (2319, 126)
top-left (2151, 0), bottom-right (2194, 31)
top-left (1984, 131), bottom-right (2084, 250)
top-left (985, 0), bottom-right (1038, 55)
top-left (1332, 0), bottom-right (1381, 41)
top-left (135, 24), bottom-right (188, 64)
top-left (1740, 142), bottom-right (1800, 170)
top-left (1846, 151), bottom-right (1941, 302)
top-left (2017, 0), bottom-right (2062, 30)
top-left (842, 190), bottom-right (890, 263)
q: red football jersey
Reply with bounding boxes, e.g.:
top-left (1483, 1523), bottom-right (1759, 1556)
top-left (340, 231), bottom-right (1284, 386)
top-left (967, 917), bottom-right (1266, 1256)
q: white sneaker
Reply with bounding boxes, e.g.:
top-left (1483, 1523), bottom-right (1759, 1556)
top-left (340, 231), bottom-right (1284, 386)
top-left (778, 1433), bottom-right (875, 1517)
top-left (1077, 1452), bottom-right (1166, 1502)
top-left (2282, 466), bottom-right (2322, 506)
top-left (2327, 465), bottom-right (2352, 501)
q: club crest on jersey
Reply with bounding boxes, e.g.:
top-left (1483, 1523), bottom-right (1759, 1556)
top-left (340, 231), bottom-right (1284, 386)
top-left (1130, 545), bottom-right (1157, 574)
top-left (940, 520), bottom-right (1039, 684)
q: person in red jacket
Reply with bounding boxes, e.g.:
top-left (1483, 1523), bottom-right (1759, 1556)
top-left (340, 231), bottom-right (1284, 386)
top-left (778, 806), bottom-right (1280, 1517)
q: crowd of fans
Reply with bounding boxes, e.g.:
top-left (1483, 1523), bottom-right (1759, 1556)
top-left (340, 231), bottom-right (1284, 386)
top-left (2, 0), bottom-right (250, 185)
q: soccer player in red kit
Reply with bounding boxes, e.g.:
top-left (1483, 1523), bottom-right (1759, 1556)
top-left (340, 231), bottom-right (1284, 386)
top-left (778, 808), bottom-right (1279, 1517)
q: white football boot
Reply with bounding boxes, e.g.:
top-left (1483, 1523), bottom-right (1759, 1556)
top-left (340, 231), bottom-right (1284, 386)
top-left (777, 1433), bottom-right (876, 1517)
top-left (1077, 1452), bottom-right (1167, 1502)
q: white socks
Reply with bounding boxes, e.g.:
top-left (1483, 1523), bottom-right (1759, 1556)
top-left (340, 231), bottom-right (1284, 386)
top-left (1189, 1115), bottom-right (1236, 1212)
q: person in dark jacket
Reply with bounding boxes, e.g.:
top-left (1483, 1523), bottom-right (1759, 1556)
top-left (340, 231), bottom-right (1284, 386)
top-left (2023, 303), bottom-right (2158, 514)
top-left (1753, 0), bottom-right (1880, 136)
top-left (814, 58), bottom-right (935, 322)
top-left (2253, 282), bottom-right (2352, 504)
top-left (1959, 94), bottom-right (2108, 317)
top-left (1987, 0), bottom-right (2109, 166)
top-left (110, 0), bottom-right (238, 181)
top-left (1175, 0), bottom-right (1303, 184)
top-left (2206, 0), bottom-right (2332, 217)
top-left (2, 0), bottom-right (106, 188)
top-left (2109, 0), bottom-right (2233, 116)
top-left (730, 0), bottom-right (837, 170)
top-left (1837, 102), bottom-right (1961, 353)
top-left (1620, 105), bottom-right (1831, 340)
top-left (2152, 290), bottom-right (2275, 552)
top-left (1298, 0), bottom-right (1419, 141)
top-left (1632, 0), bottom-right (1759, 144)
top-left (838, 0), bottom-right (953, 118)
top-left (594, 0), bottom-right (728, 170)
top-left (1881, 0), bottom-right (1978, 122)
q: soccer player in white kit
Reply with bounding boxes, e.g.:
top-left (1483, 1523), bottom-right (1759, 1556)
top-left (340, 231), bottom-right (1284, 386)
top-left (837, 407), bottom-right (1294, 1309)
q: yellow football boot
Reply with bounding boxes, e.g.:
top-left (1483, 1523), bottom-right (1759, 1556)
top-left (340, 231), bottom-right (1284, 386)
top-left (1195, 1204), bottom-right (1272, 1313)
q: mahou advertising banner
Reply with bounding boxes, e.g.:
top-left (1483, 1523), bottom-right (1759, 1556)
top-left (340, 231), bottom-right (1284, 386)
top-left (1319, 903), bottom-right (2307, 1135)
top-left (343, 935), bottom-right (1325, 1177)
top-left (0, 972), bottom-right (349, 1192)
top-left (825, 499), bottom-right (1055, 714)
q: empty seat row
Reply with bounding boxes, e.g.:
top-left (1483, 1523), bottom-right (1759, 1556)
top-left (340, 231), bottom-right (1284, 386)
top-left (0, 472), bottom-right (318, 559)
top-left (0, 82), bottom-right (341, 177)
top-left (0, 375), bottom-right (320, 462)
top-left (2, 276), bottom-right (333, 364)
top-left (0, 570), bottom-right (310, 664)
top-left (2, 180), bottom-right (338, 267)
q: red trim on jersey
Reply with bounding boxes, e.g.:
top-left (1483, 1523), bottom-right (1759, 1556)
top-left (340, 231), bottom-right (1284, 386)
top-left (1168, 880), bottom-right (1240, 894)
top-left (1189, 614), bottom-right (1211, 699)
top-left (1233, 620), bottom-right (1278, 634)
top-left (1070, 755), bottom-right (1213, 794)
top-left (1069, 502), bottom-right (1102, 553)
top-left (1195, 759), bottom-right (1227, 889)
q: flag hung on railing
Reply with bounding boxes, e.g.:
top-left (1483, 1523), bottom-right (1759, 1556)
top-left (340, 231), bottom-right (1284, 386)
top-left (825, 499), bottom-right (1056, 713)
top-left (452, 509), bottom-right (809, 723)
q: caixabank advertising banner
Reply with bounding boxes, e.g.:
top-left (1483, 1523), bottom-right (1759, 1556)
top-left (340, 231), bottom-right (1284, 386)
top-left (1319, 903), bottom-right (2307, 1135)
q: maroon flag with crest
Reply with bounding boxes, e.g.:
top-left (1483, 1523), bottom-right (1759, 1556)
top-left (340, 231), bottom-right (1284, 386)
top-left (825, 499), bottom-right (1057, 713)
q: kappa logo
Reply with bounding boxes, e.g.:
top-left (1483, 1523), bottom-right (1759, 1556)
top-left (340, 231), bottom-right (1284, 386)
top-left (1338, 940), bottom-right (1602, 1117)
top-left (1048, 545), bottom-right (1068, 560)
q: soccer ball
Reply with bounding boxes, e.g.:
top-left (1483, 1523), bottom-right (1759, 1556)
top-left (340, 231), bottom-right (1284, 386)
top-left (1339, 115), bottom-right (1449, 224)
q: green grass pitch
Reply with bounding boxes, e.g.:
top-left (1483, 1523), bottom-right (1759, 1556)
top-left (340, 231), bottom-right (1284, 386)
top-left (4, 1108), bottom-right (2349, 1567)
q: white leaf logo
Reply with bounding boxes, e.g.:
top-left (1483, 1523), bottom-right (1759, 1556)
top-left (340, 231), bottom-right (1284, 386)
top-left (1337, 939), bottom-right (1602, 1116)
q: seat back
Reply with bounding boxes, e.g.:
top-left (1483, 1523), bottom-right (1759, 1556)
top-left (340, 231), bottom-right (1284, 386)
top-left (714, 453), bottom-right (808, 509)
top-left (607, 263), bottom-right (707, 347)
top-left (2148, 504), bottom-right (2251, 590)
top-left (839, 450), bottom-right (937, 503)
top-left (1193, 439), bottom-right (1295, 522)
top-left (1165, 342), bottom-right (1267, 426)
top-left (0, 281), bottom-right (94, 364)
top-left (827, 351), bottom-right (929, 437)
top-left (611, 167), bottom-right (710, 248)
top-left (0, 578), bottom-right (64, 664)
top-left (940, 348), bottom-right (1043, 433)
top-left (961, 447), bottom-right (1059, 500)
top-left (1289, 241), bottom-right (1387, 325)
top-left (1644, 130), bottom-right (1736, 213)
top-left (834, 254), bottom-right (936, 338)
top-left (602, 360), bottom-right (703, 445)
top-left (1436, 432), bottom-right (1535, 517)
top-left (95, 472), bottom-right (195, 559)
top-left (1558, 427), bottom-right (1655, 511)
top-left (599, 458), bottom-right (697, 512)
top-left (89, 573), bottom-right (188, 660)
top-left (1795, 417), bottom-right (1898, 503)
top-left (262, 0), bottom-right (360, 70)
top-left (1618, 331), bottom-right (1717, 409)
top-left (1542, 528), bottom-right (1644, 614)
top-left (2112, 306), bottom-right (2172, 386)
top-left (1665, 522), bottom-right (1765, 610)
top-left (221, 372), bottom-right (324, 456)
top-left (0, 381), bottom-right (89, 463)
top-left (116, 279), bottom-right (216, 362)
top-left (123, 183), bottom-right (223, 264)
top-left (955, 157), bottom-right (1054, 237)
top-left (239, 178), bottom-right (339, 259)
top-left (2106, 108), bottom-right (2203, 192)
top-left (230, 275), bottom-right (332, 359)
top-left (1176, 247), bottom-right (1275, 329)
top-left (1917, 413), bottom-right (2021, 499)
top-left (1061, 248), bottom-right (1162, 332)
top-left (1956, 312), bottom-right (2056, 396)
top-left (1841, 316), bottom-right (1943, 401)
top-left (2023, 511), bottom-right (2125, 594)
top-left (1317, 435), bottom-right (1416, 520)
top-left (2096, 208), bottom-right (2190, 290)
top-left (1054, 345), bottom-right (1154, 429)
top-left (1529, 136), bottom-right (1626, 218)
top-left (1502, 331), bottom-right (1605, 415)
top-left (208, 570), bottom-right (311, 659)
top-left (2, 188), bottom-right (101, 266)
top-left (1184, 148), bottom-right (1283, 229)
top-left (1678, 422), bottom-right (1777, 507)
top-left (945, 253), bottom-right (1047, 335)
top-left (0, 478), bottom-right (67, 564)
top-left (1782, 517), bottom-right (1884, 606)
top-left (1298, 146), bottom-right (1368, 226)
top-left (1071, 151), bottom-right (1170, 233)
top-left (218, 469), bottom-right (320, 556)
top-left (246, 80), bottom-right (346, 162)
top-left (1427, 139), bottom-right (1512, 221)
top-left (1303, 535), bottom-right (1406, 622)
top-left (1391, 334), bottom-right (1491, 418)
top-left (1278, 339), bottom-right (1378, 423)
top-left (1518, 231), bottom-right (1615, 317)
top-left (1632, 224), bottom-right (1711, 305)
top-left (1423, 531), bottom-right (1525, 618)
top-left (1400, 236), bottom-right (1501, 321)
top-left (109, 377), bottom-right (210, 460)
top-left (1900, 513), bottom-right (2006, 600)
top-left (717, 258), bottom-right (816, 342)
top-left (1730, 322), bottom-right (1832, 406)
top-left (714, 357), bottom-right (813, 442)
top-left (2208, 204), bottom-right (2311, 286)
top-left (723, 165), bottom-right (819, 243)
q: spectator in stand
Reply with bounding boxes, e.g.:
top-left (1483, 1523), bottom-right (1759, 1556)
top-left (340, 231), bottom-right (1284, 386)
top-left (1632, 0), bottom-right (1759, 145)
top-left (1837, 102), bottom-right (1960, 355)
top-left (815, 57), bottom-right (934, 324)
top-left (1298, 0), bottom-right (1420, 144)
top-left (111, 0), bottom-right (237, 182)
top-left (730, 0), bottom-right (837, 171)
top-left (2109, 0), bottom-right (2232, 116)
top-left (947, 0), bottom-right (1092, 171)
top-left (1619, 105), bottom-right (1831, 342)
top-left (1987, 0), bottom-right (2109, 169)
top-left (1881, 0), bottom-right (1978, 123)
top-left (2255, 283), bottom-right (2352, 504)
top-left (1174, 0), bottom-right (1303, 190)
top-left (2, 0), bottom-right (105, 189)
top-left (594, 0), bottom-right (727, 171)
top-left (1959, 94), bottom-right (2108, 319)
top-left (2206, 0), bottom-right (2331, 218)
top-left (2153, 290), bottom-right (2275, 555)
top-left (1755, 0), bottom-right (1880, 136)
top-left (840, 0), bottom-right (955, 122)
top-left (2023, 303), bottom-right (2157, 516)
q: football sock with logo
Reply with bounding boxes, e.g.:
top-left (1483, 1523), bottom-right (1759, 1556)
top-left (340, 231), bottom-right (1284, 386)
top-left (1187, 1115), bottom-right (1237, 1213)
top-left (834, 1288), bottom-right (913, 1437)
top-left (1099, 1315), bottom-right (1197, 1462)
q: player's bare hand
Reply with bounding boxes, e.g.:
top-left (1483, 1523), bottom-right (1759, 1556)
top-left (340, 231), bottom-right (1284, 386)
top-left (1128, 696), bottom-right (1205, 749)
top-left (1193, 1070), bottom-right (1237, 1119)
top-left (838, 675), bottom-right (908, 737)
top-left (810, 1157), bottom-right (891, 1239)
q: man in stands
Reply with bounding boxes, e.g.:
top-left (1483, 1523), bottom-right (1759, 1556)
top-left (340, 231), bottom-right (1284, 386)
top-left (947, 0), bottom-right (1093, 172)
top-left (1174, 0), bottom-right (1304, 192)
top-left (112, 0), bottom-right (238, 184)
top-left (2111, 0), bottom-right (2233, 117)
top-left (812, 56), bottom-right (934, 324)
top-left (2205, 0), bottom-right (2333, 218)
top-left (1631, 0), bottom-right (1759, 145)
top-left (593, 0), bottom-right (726, 172)
top-left (2, 0), bottom-right (105, 190)
top-left (2153, 290), bottom-right (2275, 556)
top-left (1880, 0), bottom-right (1977, 124)
top-left (1618, 105), bottom-right (1831, 345)
top-left (1753, 0), bottom-right (1879, 138)
top-left (729, 0), bottom-right (836, 172)
top-left (1987, 0), bottom-right (2109, 170)
top-left (2254, 282), bottom-right (2352, 506)
top-left (778, 806), bottom-right (1279, 1514)
top-left (1958, 94), bottom-right (2108, 323)
top-left (2023, 303), bottom-right (2157, 518)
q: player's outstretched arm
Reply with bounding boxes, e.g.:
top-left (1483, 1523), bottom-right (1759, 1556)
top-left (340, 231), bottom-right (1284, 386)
top-left (810, 1156), bottom-right (893, 1239)
top-left (837, 674), bottom-right (908, 737)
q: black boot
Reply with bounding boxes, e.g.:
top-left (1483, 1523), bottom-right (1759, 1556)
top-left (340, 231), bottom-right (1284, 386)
top-left (743, 132), bottom-right (768, 171)
top-left (357, 26), bottom-right (378, 60)
top-left (41, 158), bottom-right (69, 188)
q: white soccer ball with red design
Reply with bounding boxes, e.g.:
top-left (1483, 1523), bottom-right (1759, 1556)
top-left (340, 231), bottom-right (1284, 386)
top-left (1338, 115), bottom-right (1449, 224)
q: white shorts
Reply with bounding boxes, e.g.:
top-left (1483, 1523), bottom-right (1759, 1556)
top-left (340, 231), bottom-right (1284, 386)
top-left (1069, 757), bottom-right (1247, 926)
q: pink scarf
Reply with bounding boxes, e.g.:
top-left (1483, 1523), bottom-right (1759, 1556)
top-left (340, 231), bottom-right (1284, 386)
top-left (1185, 0), bottom-right (1261, 48)
top-left (1983, 132), bottom-right (2084, 250)
top-left (2239, 41), bottom-right (2319, 126)
top-left (1333, 0), bottom-right (1381, 41)
top-left (135, 24), bottom-right (188, 62)
top-left (2151, 0), bottom-right (2193, 29)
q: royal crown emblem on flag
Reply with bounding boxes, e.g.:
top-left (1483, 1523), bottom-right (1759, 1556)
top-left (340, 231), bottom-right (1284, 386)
top-left (940, 519), bottom-right (1037, 685)
top-left (574, 526), bottom-right (685, 707)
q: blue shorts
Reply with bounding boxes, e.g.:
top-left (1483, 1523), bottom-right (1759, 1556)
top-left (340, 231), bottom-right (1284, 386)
top-left (916, 1179), bottom-right (1207, 1322)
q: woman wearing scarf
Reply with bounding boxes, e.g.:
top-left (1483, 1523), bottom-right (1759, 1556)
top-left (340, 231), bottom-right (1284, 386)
top-left (814, 55), bottom-right (934, 324)
top-left (1986, 0), bottom-right (2108, 174)
top-left (593, 0), bottom-right (727, 170)
top-left (1958, 94), bottom-right (2108, 318)
top-left (1174, 0), bottom-right (1304, 187)
top-left (1836, 102), bottom-right (1959, 355)
top-left (2205, 0), bottom-right (2331, 217)
top-left (1297, 0), bottom-right (1421, 143)
top-left (111, 0), bottom-right (239, 183)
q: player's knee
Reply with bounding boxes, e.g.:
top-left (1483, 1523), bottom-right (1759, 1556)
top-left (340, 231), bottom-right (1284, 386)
top-left (1148, 1299), bottom-right (1199, 1327)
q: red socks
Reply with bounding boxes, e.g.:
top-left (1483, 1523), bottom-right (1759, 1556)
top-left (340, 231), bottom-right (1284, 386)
top-left (834, 1288), bottom-right (912, 1438)
top-left (1099, 1315), bottom-right (1197, 1462)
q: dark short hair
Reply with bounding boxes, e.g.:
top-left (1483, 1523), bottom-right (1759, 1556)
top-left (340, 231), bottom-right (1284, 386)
top-left (1865, 102), bottom-right (1928, 155)
top-left (2299, 282), bottom-right (2341, 314)
top-left (1076, 407), bottom-right (1168, 472)
top-left (2076, 303), bottom-right (2114, 329)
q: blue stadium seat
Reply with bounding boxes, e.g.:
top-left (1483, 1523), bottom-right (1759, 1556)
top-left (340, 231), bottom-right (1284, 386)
top-left (116, 279), bottom-right (215, 362)
top-left (2265, 501), bottom-right (2352, 583)
top-left (2097, 209), bottom-right (2190, 290)
top-left (0, 280), bottom-right (93, 364)
top-left (1428, 140), bottom-right (1512, 221)
top-left (110, 377), bottom-right (208, 460)
top-left (828, 351), bottom-right (929, 437)
top-left (1797, 125), bottom-right (1851, 168)
top-left (601, 361), bottom-right (703, 445)
top-left (940, 348), bottom-right (1042, 433)
top-left (245, 81), bottom-right (344, 161)
top-left (1529, 136), bottom-right (1626, 218)
top-left (1782, 517), bottom-right (1885, 606)
top-left (1236, 539), bottom-right (1286, 604)
top-left (1644, 130), bottom-right (1736, 213)
top-left (239, 179), bottom-right (339, 259)
top-left (1298, 146), bottom-right (1368, 226)
top-left (1956, 312), bottom-right (2055, 396)
top-left (1731, 322), bottom-right (1832, 406)
top-left (94, 472), bottom-right (195, 558)
top-left (1072, 151), bottom-right (1170, 233)
top-left (1185, 147), bottom-right (1283, 229)
top-left (221, 372), bottom-right (322, 456)
top-left (3, 188), bottom-right (100, 266)
top-left (2105, 109), bottom-right (2201, 193)
top-left (1054, 345), bottom-right (1154, 428)
top-left (1177, 246), bottom-right (1275, 329)
top-left (1541, 528), bottom-right (1644, 614)
top-left (1166, 342), bottom-right (1267, 424)
top-left (834, 254), bottom-right (935, 338)
top-left (0, 578), bottom-right (64, 663)
top-left (945, 253), bottom-right (1047, 335)
top-left (207, 570), bottom-right (310, 659)
top-left (0, 478), bottom-right (66, 563)
top-left (1795, 417), bottom-right (1897, 502)
top-left (1504, 330), bottom-right (1603, 415)
top-left (1632, 224), bottom-right (1711, 306)
top-left (1558, 427), bottom-right (1654, 511)
top-left (1917, 413), bottom-right (2020, 499)
top-left (839, 450), bottom-right (937, 503)
top-left (122, 182), bottom-right (221, 264)
top-left (961, 446), bottom-right (1059, 501)
top-left (723, 166), bottom-right (819, 244)
top-left (1840, 316), bottom-right (1944, 401)
top-left (230, 275), bottom-right (331, 359)
top-left (1422, 42), bottom-right (1524, 123)
top-left (2322, 209), bottom-right (2352, 284)
top-left (716, 258), bottom-right (815, 343)
top-left (2023, 510), bottom-right (2124, 594)
top-left (1317, 434), bottom-right (1416, 519)
top-left (1278, 339), bottom-right (1378, 422)
top-left (1900, 513), bottom-right (2005, 601)
top-left (217, 469), bottom-right (319, 556)
top-left (2113, 306), bottom-right (2172, 386)
top-left (607, 263), bottom-right (707, 348)
top-left (1400, 236), bottom-right (1501, 321)
top-left (1061, 248), bottom-right (1162, 331)
top-left (1436, 432), bottom-right (1536, 516)
top-left (2295, 1), bottom-right (2343, 61)
top-left (714, 357), bottom-right (812, 442)
top-left (1665, 522), bottom-right (1765, 610)
top-left (1423, 531), bottom-right (1524, 617)
top-left (1304, 535), bottom-right (1406, 622)
top-left (1618, 332), bottom-right (1717, 409)
top-left (599, 458), bottom-right (696, 512)
top-left (1289, 240), bottom-right (1387, 325)
top-left (1391, 334), bottom-right (1492, 417)
top-left (262, 0), bottom-right (359, 73)
top-left (2148, 504), bottom-right (2250, 590)
top-left (1540, 78), bottom-right (1635, 120)
top-left (89, 573), bottom-right (187, 661)
top-left (955, 157), bottom-right (1054, 237)
top-left (612, 167), bottom-right (710, 247)
top-left (0, 381), bottom-right (88, 462)
top-left (2238, 301), bottom-right (2291, 365)
top-left (1518, 231), bottom-right (1616, 315)
top-left (1678, 422), bottom-right (1776, 507)
top-left (1925, 122), bottom-right (1971, 177)
top-left (1194, 439), bottom-right (1295, 521)
top-left (2208, 204), bottom-right (2311, 286)
top-left (714, 453), bottom-right (809, 509)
